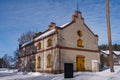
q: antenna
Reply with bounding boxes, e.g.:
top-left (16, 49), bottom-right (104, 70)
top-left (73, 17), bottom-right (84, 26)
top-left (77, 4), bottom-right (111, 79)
top-left (76, 0), bottom-right (79, 11)
top-left (77, 3), bottom-right (79, 11)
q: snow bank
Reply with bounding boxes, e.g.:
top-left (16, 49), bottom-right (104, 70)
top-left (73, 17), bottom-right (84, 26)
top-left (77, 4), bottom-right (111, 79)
top-left (17, 71), bottom-right (43, 76)
top-left (27, 72), bottom-right (43, 76)
top-left (0, 68), bottom-right (8, 71)
top-left (0, 66), bottom-right (120, 80)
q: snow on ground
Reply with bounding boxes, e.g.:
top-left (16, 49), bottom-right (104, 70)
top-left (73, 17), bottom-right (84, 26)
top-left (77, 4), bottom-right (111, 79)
top-left (0, 66), bottom-right (120, 80)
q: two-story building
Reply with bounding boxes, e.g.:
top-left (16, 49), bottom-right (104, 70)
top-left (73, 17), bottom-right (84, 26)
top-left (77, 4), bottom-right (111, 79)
top-left (18, 11), bottom-right (100, 73)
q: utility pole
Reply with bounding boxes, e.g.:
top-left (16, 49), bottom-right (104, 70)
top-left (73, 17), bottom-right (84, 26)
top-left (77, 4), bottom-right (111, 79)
top-left (106, 0), bottom-right (114, 72)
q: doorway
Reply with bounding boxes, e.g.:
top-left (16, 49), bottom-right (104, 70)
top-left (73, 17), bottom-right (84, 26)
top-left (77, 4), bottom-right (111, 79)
top-left (76, 55), bottom-right (85, 71)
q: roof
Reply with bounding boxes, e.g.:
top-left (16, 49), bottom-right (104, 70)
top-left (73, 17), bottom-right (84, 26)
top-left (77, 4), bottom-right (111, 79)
top-left (20, 11), bottom-right (97, 48)
top-left (59, 22), bottom-right (71, 28)
top-left (21, 29), bottom-right (56, 47)
top-left (21, 40), bottom-right (33, 47)
top-left (101, 50), bottom-right (120, 56)
top-left (113, 51), bottom-right (120, 55)
top-left (34, 29), bottom-right (56, 41)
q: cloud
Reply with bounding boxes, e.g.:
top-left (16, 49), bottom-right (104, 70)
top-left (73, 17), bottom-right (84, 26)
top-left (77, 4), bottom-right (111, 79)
top-left (0, 0), bottom-right (120, 57)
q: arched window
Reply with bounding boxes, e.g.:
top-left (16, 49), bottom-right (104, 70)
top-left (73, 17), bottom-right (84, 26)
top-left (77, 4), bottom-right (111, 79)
top-left (47, 54), bottom-right (52, 68)
top-left (77, 30), bottom-right (82, 37)
top-left (47, 39), bottom-right (52, 47)
top-left (32, 58), bottom-right (36, 67)
top-left (37, 56), bottom-right (41, 68)
top-left (37, 42), bottom-right (41, 50)
top-left (77, 39), bottom-right (83, 47)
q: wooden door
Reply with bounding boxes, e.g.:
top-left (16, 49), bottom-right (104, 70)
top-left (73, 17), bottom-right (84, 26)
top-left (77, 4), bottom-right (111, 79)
top-left (76, 56), bottom-right (85, 71)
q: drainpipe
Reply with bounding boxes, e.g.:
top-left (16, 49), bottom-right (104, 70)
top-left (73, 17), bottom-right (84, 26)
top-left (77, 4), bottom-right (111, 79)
top-left (51, 34), bottom-right (53, 73)
top-left (42, 37), bottom-right (44, 73)
top-left (58, 30), bottom-right (61, 73)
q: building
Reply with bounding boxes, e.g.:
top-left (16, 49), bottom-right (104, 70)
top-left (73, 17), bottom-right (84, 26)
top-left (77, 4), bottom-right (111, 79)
top-left (18, 11), bottom-right (100, 73)
top-left (101, 50), bottom-right (120, 67)
top-left (0, 58), bottom-right (4, 68)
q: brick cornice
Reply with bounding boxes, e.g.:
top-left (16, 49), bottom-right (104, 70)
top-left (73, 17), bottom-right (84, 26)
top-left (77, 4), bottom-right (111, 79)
top-left (59, 46), bottom-right (99, 53)
top-left (19, 45), bottom-right (99, 58)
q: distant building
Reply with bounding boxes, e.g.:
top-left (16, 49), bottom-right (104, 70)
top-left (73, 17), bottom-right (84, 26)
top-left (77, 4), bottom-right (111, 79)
top-left (18, 11), bottom-right (100, 73)
top-left (0, 58), bottom-right (4, 68)
top-left (100, 50), bottom-right (120, 67)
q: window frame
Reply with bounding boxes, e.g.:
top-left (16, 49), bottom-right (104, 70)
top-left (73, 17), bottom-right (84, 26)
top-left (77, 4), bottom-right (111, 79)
top-left (37, 56), bottom-right (41, 68)
top-left (47, 39), bottom-right (52, 47)
top-left (47, 54), bottom-right (52, 68)
top-left (77, 30), bottom-right (82, 37)
top-left (37, 42), bottom-right (41, 50)
top-left (77, 39), bottom-right (83, 47)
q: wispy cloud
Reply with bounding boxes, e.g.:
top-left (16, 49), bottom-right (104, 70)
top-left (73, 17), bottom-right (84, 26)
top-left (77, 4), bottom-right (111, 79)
top-left (0, 0), bottom-right (120, 57)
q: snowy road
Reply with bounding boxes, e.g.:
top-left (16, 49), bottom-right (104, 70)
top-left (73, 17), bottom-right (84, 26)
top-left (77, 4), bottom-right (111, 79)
top-left (0, 66), bottom-right (120, 80)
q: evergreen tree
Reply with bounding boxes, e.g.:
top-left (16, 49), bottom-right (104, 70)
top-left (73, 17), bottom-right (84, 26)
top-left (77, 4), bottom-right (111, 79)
top-left (99, 44), bottom-right (108, 50)
top-left (99, 43), bottom-right (120, 51)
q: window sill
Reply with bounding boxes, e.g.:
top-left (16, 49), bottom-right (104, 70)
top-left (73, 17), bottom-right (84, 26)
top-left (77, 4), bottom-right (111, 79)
top-left (47, 66), bottom-right (52, 68)
top-left (77, 45), bottom-right (84, 47)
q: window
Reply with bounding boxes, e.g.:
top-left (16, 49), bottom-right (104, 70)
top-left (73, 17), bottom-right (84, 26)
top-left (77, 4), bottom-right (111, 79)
top-left (37, 42), bottom-right (41, 50)
top-left (47, 54), bottom-right (52, 68)
top-left (47, 39), bottom-right (52, 47)
top-left (32, 58), bottom-right (36, 66)
top-left (37, 56), bottom-right (41, 68)
top-left (77, 30), bottom-right (82, 37)
top-left (77, 39), bottom-right (83, 47)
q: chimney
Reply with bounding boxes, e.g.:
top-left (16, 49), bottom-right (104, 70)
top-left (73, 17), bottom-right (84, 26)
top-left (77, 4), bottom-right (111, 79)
top-left (75, 11), bottom-right (81, 18)
top-left (48, 22), bottom-right (56, 30)
top-left (75, 11), bottom-right (79, 17)
top-left (72, 15), bottom-right (77, 22)
top-left (72, 11), bottom-right (82, 22)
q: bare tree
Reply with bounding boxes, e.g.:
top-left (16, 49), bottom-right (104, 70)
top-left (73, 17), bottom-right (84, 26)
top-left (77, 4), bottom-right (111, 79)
top-left (14, 30), bottom-right (36, 69)
top-left (13, 49), bottom-right (19, 68)
top-left (2, 54), bottom-right (13, 68)
top-left (18, 31), bottom-right (35, 45)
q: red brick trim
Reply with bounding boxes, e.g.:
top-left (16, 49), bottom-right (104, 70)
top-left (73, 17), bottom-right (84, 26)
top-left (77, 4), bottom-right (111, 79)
top-left (59, 46), bottom-right (99, 53)
top-left (19, 45), bottom-right (99, 58)
top-left (35, 70), bottom-right (63, 74)
top-left (37, 45), bottom-right (99, 54)
top-left (76, 55), bottom-right (85, 58)
top-left (19, 46), bottom-right (57, 58)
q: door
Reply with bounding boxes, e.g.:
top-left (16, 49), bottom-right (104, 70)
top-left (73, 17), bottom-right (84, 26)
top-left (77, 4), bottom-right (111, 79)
top-left (76, 56), bottom-right (85, 71)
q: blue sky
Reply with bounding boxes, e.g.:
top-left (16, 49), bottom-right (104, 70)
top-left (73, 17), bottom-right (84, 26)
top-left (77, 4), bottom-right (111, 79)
top-left (0, 0), bottom-right (120, 57)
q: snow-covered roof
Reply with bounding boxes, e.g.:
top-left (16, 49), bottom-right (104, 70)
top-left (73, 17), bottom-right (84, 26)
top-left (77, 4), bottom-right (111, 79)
top-left (20, 22), bottom-right (71, 47)
top-left (59, 22), bottom-right (71, 28)
top-left (101, 50), bottom-right (120, 55)
top-left (21, 29), bottom-right (56, 47)
top-left (113, 51), bottom-right (120, 55)
top-left (34, 29), bottom-right (56, 41)
top-left (101, 50), bottom-right (110, 55)
top-left (21, 40), bottom-right (33, 47)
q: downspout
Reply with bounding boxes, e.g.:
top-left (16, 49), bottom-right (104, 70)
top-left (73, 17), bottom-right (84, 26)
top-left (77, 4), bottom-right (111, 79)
top-left (51, 33), bottom-right (54, 73)
top-left (42, 37), bottom-right (44, 72)
top-left (58, 30), bottom-right (61, 73)
top-left (51, 30), bottom-right (56, 73)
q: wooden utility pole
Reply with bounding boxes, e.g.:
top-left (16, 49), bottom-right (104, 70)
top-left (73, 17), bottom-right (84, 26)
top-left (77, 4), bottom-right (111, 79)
top-left (106, 0), bottom-right (114, 72)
